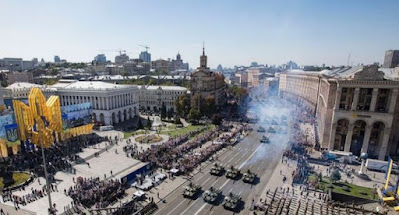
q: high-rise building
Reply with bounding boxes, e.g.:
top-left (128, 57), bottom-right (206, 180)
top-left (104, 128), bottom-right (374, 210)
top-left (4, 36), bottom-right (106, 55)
top-left (115, 54), bottom-right (129, 64)
top-left (383, 50), bottom-right (399, 68)
top-left (94, 54), bottom-right (107, 63)
top-left (54, 56), bottom-right (60, 63)
top-left (139, 51), bottom-right (151, 69)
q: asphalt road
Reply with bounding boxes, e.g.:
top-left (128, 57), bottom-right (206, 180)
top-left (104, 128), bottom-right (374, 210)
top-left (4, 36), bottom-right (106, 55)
top-left (153, 123), bottom-right (288, 215)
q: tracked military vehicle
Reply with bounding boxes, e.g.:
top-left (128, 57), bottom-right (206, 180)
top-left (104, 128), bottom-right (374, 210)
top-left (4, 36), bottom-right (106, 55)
top-left (202, 187), bottom-right (221, 203)
top-left (242, 169), bottom-right (257, 183)
top-left (182, 182), bottom-right (201, 199)
top-left (210, 163), bottom-right (224, 176)
top-left (222, 192), bottom-right (241, 210)
top-left (226, 166), bottom-right (240, 179)
top-left (257, 126), bottom-right (266, 132)
top-left (260, 135), bottom-right (270, 143)
top-left (268, 127), bottom-right (276, 133)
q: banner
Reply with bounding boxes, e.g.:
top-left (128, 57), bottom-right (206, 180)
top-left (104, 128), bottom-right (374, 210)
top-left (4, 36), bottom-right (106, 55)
top-left (5, 123), bottom-right (18, 142)
top-left (61, 102), bottom-right (92, 129)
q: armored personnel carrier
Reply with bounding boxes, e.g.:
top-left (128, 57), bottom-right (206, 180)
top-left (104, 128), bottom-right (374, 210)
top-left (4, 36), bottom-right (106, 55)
top-left (260, 135), bottom-right (270, 143)
top-left (202, 187), bottom-right (221, 203)
top-left (268, 127), bottom-right (276, 133)
top-left (257, 126), bottom-right (266, 132)
top-left (222, 192), bottom-right (241, 210)
top-left (271, 119), bottom-right (278, 125)
top-left (242, 169), bottom-right (257, 183)
top-left (210, 163), bottom-right (224, 176)
top-left (226, 166), bottom-right (241, 179)
top-left (182, 182), bottom-right (201, 199)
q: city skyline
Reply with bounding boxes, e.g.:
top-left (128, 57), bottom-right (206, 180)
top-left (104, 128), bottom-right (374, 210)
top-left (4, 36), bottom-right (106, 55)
top-left (1, 0), bottom-right (399, 68)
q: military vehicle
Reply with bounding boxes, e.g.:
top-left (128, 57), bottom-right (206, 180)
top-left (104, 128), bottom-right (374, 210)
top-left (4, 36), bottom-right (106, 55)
top-left (268, 127), bottom-right (276, 133)
top-left (226, 166), bottom-right (240, 179)
top-left (278, 128), bottom-right (287, 134)
top-left (210, 163), bottom-right (224, 176)
top-left (222, 192), bottom-right (241, 210)
top-left (260, 135), bottom-right (270, 143)
top-left (202, 187), bottom-right (221, 203)
top-left (182, 182), bottom-right (201, 199)
top-left (242, 169), bottom-right (257, 183)
top-left (257, 126), bottom-right (266, 132)
top-left (271, 120), bottom-right (278, 125)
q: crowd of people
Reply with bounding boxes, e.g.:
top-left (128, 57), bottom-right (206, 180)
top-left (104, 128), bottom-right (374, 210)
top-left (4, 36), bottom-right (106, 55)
top-left (135, 121), bottom-right (249, 174)
top-left (67, 177), bottom-right (125, 208)
top-left (1, 134), bottom-right (106, 178)
top-left (134, 126), bottom-right (209, 169)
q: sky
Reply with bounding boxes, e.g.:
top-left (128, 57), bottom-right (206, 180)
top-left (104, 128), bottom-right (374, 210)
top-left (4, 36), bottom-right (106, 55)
top-left (1, 0), bottom-right (399, 68)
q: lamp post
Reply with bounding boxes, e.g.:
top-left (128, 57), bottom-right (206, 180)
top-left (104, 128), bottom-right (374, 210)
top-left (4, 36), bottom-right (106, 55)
top-left (40, 141), bottom-right (53, 213)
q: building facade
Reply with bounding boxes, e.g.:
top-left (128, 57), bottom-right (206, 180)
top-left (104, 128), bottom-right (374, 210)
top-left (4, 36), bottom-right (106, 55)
top-left (139, 85), bottom-right (188, 113)
top-left (57, 81), bottom-right (139, 125)
top-left (1, 71), bottom-right (34, 85)
top-left (94, 54), bottom-right (107, 63)
top-left (279, 65), bottom-right (399, 160)
top-left (383, 50), bottom-right (399, 68)
top-left (139, 51), bottom-right (151, 69)
top-left (247, 67), bottom-right (260, 88)
top-left (190, 48), bottom-right (226, 107)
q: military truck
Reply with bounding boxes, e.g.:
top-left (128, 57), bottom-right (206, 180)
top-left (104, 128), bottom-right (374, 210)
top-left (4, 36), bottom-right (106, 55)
top-left (260, 135), bottom-right (270, 143)
top-left (202, 187), bottom-right (221, 203)
top-left (226, 166), bottom-right (241, 179)
top-left (242, 169), bottom-right (257, 183)
top-left (210, 163), bottom-right (224, 176)
top-left (182, 182), bottom-right (201, 199)
top-left (222, 192), bottom-right (241, 210)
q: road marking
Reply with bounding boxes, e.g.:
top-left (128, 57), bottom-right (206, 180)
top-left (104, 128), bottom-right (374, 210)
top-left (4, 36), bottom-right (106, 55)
top-left (201, 177), bottom-right (211, 186)
top-left (165, 199), bottom-right (187, 215)
top-left (193, 204), bottom-right (207, 215)
top-left (239, 144), bottom-right (263, 169)
top-left (220, 179), bottom-right (230, 189)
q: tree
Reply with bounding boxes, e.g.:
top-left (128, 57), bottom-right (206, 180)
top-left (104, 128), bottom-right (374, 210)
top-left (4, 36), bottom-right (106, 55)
top-left (188, 109), bottom-right (201, 124)
top-left (203, 95), bottom-right (216, 117)
top-left (211, 113), bottom-right (222, 125)
top-left (137, 118), bottom-right (144, 129)
top-left (146, 116), bottom-right (151, 129)
top-left (175, 95), bottom-right (190, 117)
top-left (167, 109), bottom-right (174, 120)
top-left (330, 170), bottom-right (341, 183)
top-left (174, 115), bottom-right (181, 124)
top-left (160, 104), bottom-right (167, 119)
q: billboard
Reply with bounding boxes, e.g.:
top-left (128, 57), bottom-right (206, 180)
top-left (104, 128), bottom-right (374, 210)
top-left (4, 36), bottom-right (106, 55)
top-left (0, 114), bottom-right (17, 141)
top-left (61, 102), bottom-right (92, 129)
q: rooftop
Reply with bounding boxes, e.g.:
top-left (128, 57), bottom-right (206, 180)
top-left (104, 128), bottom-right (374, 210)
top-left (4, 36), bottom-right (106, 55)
top-left (139, 85), bottom-right (188, 91)
top-left (61, 81), bottom-right (135, 91)
top-left (6, 82), bottom-right (45, 90)
top-left (288, 66), bottom-right (399, 81)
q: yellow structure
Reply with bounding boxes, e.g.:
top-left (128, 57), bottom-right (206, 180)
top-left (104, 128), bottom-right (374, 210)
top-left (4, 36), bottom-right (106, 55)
top-left (12, 88), bottom-right (93, 149)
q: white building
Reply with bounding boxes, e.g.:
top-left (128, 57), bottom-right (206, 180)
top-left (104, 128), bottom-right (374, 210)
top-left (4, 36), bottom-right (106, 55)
top-left (2, 82), bottom-right (56, 109)
top-left (57, 81), bottom-right (139, 125)
top-left (139, 85), bottom-right (188, 113)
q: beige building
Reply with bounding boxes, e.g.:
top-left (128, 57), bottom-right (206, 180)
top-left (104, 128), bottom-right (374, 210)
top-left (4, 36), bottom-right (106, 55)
top-left (279, 65), bottom-right (399, 160)
top-left (246, 67), bottom-right (260, 88)
top-left (190, 48), bottom-right (225, 107)
top-left (138, 85), bottom-right (188, 113)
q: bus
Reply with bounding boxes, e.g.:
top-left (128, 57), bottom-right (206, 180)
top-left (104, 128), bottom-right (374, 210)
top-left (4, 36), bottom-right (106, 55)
top-left (99, 125), bottom-right (114, 131)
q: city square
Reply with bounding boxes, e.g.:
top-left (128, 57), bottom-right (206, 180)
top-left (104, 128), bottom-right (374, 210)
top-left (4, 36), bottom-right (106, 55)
top-left (2, 1), bottom-right (399, 214)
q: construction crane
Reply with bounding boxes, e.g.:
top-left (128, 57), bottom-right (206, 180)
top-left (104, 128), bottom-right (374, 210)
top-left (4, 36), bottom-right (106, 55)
top-left (139, 45), bottom-right (150, 52)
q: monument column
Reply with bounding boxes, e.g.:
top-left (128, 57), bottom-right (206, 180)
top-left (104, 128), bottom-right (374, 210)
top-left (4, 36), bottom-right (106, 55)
top-left (378, 128), bottom-right (391, 160)
top-left (369, 88), bottom-right (379, 112)
top-left (351, 88), bottom-right (360, 111)
top-left (344, 123), bottom-right (355, 152)
top-left (361, 125), bottom-right (372, 154)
